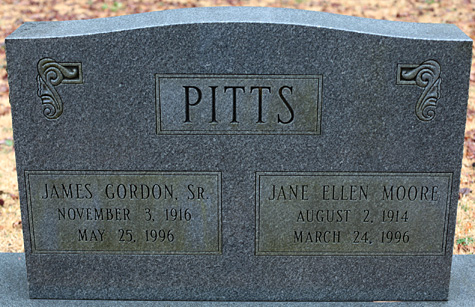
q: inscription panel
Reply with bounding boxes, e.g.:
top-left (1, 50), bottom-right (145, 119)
top-left (256, 172), bottom-right (452, 256)
top-left (26, 171), bottom-right (221, 254)
top-left (156, 74), bottom-right (322, 134)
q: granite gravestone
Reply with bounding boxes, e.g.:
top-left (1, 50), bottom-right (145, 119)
top-left (5, 7), bottom-right (472, 301)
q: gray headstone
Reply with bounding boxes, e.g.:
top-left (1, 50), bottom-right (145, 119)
top-left (5, 7), bottom-right (472, 301)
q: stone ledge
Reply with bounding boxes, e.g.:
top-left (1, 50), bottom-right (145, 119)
top-left (1, 253), bottom-right (473, 306)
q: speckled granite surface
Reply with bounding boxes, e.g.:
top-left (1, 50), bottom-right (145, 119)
top-left (1, 254), bottom-right (474, 306)
top-left (5, 7), bottom-right (472, 301)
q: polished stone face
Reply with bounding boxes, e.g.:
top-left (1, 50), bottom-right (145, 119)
top-left (157, 74), bottom-right (322, 134)
top-left (256, 172), bottom-right (451, 256)
top-left (26, 171), bottom-right (221, 254)
top-left (5, 7), bottom-right (472, 301)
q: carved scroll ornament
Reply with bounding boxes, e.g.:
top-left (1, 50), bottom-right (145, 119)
top-left (397, 60), bottom-right (441, 122)
top-left (37, 58), bottom-right (83, 119)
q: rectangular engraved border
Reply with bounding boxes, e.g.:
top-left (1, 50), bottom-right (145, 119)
top-left (155, 74), bottom-right (323, 135)
top-left (25, 170), bottom-right (222, 255)
top-left (255, 171), bottom-right (453, 256)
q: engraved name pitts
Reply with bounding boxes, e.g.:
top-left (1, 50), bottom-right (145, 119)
top-left (183, 85), bottom-right (296, 124)
top-left (156, 75), bottom-right (322, 134)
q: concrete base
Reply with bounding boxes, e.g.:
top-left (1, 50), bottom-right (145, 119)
top-left (1, 253), bottom-right (474, 306)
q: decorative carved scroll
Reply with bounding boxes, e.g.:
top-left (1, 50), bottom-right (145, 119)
top-left (397, 60), bottom-right (441, 122)
top-left (37, 58), bottom-right (83, 119)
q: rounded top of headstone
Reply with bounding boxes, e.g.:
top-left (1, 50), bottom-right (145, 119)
top-left (6, 7), bottom-right (472, 42)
